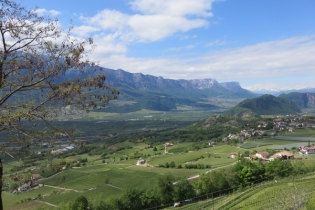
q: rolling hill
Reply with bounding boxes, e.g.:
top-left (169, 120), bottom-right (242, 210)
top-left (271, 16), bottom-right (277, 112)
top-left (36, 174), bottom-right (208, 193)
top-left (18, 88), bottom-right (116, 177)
top-left (224, 94), bottom-right (301, 117)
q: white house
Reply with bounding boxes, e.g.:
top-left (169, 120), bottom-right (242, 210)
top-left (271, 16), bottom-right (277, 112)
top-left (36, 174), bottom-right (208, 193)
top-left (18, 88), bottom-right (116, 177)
top-left (230, 152), bottom-right (238, 159)
top-left (18, 182), bottom-right (31, 192)
top-left (299, 146), bottom-right (315, 155)
top-left (136, 159), bottom-right (145, 166)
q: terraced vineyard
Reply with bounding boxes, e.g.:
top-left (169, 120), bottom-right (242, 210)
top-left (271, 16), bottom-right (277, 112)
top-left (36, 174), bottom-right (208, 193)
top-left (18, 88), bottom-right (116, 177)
top-left (167, 172), bottom-right (315, 210)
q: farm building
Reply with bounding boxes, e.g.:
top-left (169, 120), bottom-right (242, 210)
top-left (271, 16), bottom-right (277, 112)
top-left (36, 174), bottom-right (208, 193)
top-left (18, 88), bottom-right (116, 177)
top-left (299, 146), bottom-right (315, 155)
top-left (65, 146), bottom-right (75, 150)
top-left (230, 152), bottom-right (238, 159)
top-left (255, 151), bottom-right (270, 159)
top-left (31, 174), bottom-right (41, 181)
top-left (18, 182), bottom-right (32, 192)
top-left (136, 159), bottom-right (145, 166)
top-left (269, 151), bottom-right (293, 160)
top-left (208, 141), bottom-right (215, 146)
top-left (164, 142), bottom-right (173, 147)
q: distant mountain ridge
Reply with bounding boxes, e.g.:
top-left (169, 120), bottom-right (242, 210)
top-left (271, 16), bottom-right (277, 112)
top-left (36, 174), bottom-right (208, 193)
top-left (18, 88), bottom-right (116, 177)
top-left (101, 69), bottom-right (253, 96)
top-left (66, 67), bottom-right (257, 112)
top-left (224, 94), bottom-right (301, 117)
top-left (278, 92), bottom-right (315, 108)
top-left (253, 88), bottom-right (315, 96)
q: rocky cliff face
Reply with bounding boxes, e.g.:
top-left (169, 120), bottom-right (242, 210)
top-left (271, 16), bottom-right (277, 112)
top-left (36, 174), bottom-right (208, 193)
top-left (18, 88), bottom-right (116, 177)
top-left (304, 93), bottom-right (315, 107)
top-left (66, 67), bottom-right (257, 99)
top-left (102, 69), bottom-right (250, 94)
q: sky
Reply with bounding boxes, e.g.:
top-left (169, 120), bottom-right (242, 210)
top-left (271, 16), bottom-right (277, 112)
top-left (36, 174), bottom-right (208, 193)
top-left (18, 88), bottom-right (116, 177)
top-left (19, 0), bottom-right (315, 91)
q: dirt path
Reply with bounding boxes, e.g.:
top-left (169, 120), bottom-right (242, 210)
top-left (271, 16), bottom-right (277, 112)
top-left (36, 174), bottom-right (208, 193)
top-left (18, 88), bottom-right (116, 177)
top-left (39, 171), bottom-right (62, 181)
top-left (44, 184), bottom-right (83, 192)
top-left (36, 200), bottom-right (57, 207)
top-left (186, 162), bottom-right (237, 181)
top-left (106, 184), bottom-right (123, 190)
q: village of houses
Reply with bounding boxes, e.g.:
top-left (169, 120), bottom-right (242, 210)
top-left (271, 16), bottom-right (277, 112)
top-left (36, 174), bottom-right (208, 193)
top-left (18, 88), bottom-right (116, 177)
top-left (226, 116), bottom-right (315, 161)
top-left (222, 117), bottom-right (315, 143)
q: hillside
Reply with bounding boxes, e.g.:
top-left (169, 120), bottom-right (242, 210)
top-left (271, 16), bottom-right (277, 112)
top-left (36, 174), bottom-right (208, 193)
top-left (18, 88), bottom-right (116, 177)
top-left (224, 94), bottom-right (301, 117)
top-left (278, 92), bottom-right (315, 108)
top-left (166, 172), bottom-right (315, 210)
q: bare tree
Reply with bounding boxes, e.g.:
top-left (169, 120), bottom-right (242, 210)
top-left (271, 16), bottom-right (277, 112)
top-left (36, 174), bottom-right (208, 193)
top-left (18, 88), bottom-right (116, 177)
top-left (0, 1), bottom-right (118, 208)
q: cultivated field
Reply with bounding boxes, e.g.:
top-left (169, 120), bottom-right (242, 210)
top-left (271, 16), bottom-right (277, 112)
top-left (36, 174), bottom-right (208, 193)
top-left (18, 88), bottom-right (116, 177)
top-left (3, 116), bottom-right (315, 209)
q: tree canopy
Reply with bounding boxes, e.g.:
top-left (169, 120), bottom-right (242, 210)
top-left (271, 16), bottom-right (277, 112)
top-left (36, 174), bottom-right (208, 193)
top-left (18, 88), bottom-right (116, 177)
top-left (0, 0), bottom-right (118, 209)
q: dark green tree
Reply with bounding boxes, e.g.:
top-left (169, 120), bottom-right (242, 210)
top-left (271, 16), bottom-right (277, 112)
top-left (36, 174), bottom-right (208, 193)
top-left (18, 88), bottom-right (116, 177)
top-left (119, 188), bottom-right (144, 210)
top-left (140, 189), bottom-right (159, 209)
top-left (195, 173), bottom-right (213, 195)
top-left (265, 159), bottom-right (293, 179)
top-left (72, 196), bottom-right (88, 210)
top-left (157, 173), bottom-right (175, 205)
top-left (173, 179), bottom-right (195, 202)
top-left (169, 161), bottom-right (176, 168)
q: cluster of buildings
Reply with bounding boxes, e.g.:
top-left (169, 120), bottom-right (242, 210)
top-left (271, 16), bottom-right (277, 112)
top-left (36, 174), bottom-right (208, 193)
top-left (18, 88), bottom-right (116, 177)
top-left (17, 174), bottom-right (41, 192)
top-left (221, 117), bottom-right (315, 143)
top-left (222, 129), bottom-right (266, 142)
top-left (230, 150), bottom-right (294, 161)
top-left (231, 144), bottom-right (315, 162)
top-left (273, 117), bottom-right (315, 131)
top-left (163, 142), bottom-right (174, 147)
top-left (299, 146), bottom-right (315, 155)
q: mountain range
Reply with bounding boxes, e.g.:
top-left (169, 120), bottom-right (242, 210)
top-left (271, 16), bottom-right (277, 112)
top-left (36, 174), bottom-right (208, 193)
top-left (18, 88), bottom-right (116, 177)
top-left (101, 68), bottom-right (255, 98)
top-left (67, 67), bottom-right (257, 112)
top-left (65, 67), bottom-right (315, 114)
top-left (278, 92), bottom-right (315, 109)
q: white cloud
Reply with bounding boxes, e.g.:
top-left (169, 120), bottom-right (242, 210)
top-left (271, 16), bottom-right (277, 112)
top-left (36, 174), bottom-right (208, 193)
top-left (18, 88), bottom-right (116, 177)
top-left (78, 0), bottom-right (215, 43)
top-left (195, 35), bottom-right (315, 80)
top-left (167, 44), bottom-right (195, 52)
top-left (91, 35), bottom-right (128, 58)
top-left (88, 35), bottom-right (315, 91)
top-left (130, 0), bottom-right (214, 17)
top-left (64, 0), bottom-right (314, 91)
top-left (82, 10), bottom-right (128, 32)
top-left (33, 8), bottom-right (61, 16)
top-left (49, 10), bottom-right (60, 16)
top-left (72, 25), bottom-right (101, 37)
top-left (206, 39), bottom-right (228, 47)
top-left (128, 15), bottom-right (207, 42)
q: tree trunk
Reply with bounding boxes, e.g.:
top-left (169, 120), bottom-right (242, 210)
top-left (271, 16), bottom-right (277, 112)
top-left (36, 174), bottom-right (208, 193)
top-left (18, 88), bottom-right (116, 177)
top-left (0, 158), bottom-right (3, 210)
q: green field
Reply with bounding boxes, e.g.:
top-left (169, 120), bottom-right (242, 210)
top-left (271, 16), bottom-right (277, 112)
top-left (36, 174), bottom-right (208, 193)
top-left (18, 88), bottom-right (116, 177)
top-left (3, 115), bottom-right (315, 210)
top-left (240, 142), bottom-right (272, 149)
top-left (274, 136), bottom-right (315, 141)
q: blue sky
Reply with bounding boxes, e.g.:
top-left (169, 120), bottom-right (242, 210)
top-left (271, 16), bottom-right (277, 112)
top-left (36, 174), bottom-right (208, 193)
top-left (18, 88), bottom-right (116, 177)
top-left (20, 0), bottom-right (315, 91)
